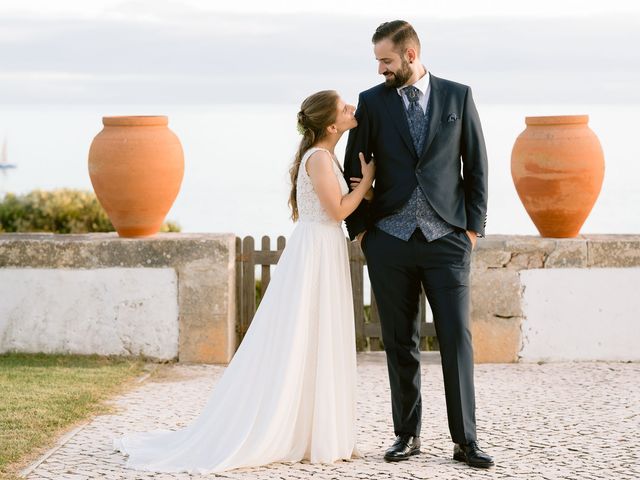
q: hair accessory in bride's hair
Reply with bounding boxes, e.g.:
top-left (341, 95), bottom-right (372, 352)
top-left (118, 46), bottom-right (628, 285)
top-left (296, 111), bottom-right (308, 135)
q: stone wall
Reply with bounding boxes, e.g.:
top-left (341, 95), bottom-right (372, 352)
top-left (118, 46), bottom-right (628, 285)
top-left (0, 233), bottom-right (236, 363)
top-left (470, 235), bottom-right (640, 362)
top-left (1, 233), bottom-right (638, 363)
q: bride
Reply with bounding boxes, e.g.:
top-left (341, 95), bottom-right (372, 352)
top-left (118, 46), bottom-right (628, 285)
top-left (113, 90), bottom-right (375, 474)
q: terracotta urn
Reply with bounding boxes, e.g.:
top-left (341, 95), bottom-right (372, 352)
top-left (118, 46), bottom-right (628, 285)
top-left (510, 115), bottom-right (604, 238)
top-left (88, 116), bottom-right (184, 238)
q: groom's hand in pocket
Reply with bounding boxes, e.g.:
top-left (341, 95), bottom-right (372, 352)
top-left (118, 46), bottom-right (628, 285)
top-left (465, 230), bottom-right (478, 250)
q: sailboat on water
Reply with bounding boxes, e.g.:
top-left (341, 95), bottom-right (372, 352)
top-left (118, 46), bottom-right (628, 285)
top-left (0, 137), bottom-right (17, 199)
top-left (0, 137), bottom-right (17, 174)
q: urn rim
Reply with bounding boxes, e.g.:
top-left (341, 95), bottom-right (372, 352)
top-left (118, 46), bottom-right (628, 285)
top-left (102, 116), bottom-right (168, 126)
top-left (525, 115), bottom-right (589, 126)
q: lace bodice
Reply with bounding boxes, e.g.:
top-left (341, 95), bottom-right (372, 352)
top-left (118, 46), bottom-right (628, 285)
top-left (296, 147), bottom-right (349, 224)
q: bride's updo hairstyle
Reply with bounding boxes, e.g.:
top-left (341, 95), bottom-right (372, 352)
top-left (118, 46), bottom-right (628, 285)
top-left (289, 90), bottom-right (339, 221)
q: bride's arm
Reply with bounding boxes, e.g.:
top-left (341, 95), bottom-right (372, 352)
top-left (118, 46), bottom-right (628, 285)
top-left (349, 177), bottom-right (374, 201)
top-left (306, 150), bottom-right (374, 222)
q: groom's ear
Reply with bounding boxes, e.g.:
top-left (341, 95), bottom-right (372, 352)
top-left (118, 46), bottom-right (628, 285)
top-left (405, 47), bottom-right (418, 64)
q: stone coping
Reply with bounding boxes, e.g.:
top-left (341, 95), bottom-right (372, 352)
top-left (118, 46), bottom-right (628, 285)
top-left (472, 234), bottom-right (640, 269)
top-left (2, 233), bottom-right (638, 269)
top-left (0, 232), bottom-right (236, 268)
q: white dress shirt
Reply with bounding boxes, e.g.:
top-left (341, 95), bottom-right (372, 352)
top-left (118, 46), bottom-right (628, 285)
top-left (397, 70), bottom-right (430, 114)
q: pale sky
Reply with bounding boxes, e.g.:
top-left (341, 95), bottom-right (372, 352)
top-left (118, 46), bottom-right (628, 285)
top-left (1, 0), bottom-right (639, 104)
top-left (2, 0), bottom-right (640, 18)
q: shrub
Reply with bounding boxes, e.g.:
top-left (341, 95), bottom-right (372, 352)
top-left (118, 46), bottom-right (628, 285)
top-left (0, 189), bottom-right (181, 234)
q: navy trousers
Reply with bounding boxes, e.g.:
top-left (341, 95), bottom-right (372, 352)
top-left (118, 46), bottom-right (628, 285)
top-left (362, 226), bottom-right (477, 444)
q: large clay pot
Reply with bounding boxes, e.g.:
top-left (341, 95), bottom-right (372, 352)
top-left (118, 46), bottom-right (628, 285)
top-left (88, 116), bottom-right (184, 238)
top-left (511, 115), bottom-right (604, 238)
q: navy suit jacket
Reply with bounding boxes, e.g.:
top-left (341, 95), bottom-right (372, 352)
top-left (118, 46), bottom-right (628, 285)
top-left (343, 73), bottom-right (488, 240)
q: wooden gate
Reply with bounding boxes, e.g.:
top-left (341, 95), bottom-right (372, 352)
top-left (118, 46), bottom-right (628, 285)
top-left (236, 235), bottom-right (437, 351)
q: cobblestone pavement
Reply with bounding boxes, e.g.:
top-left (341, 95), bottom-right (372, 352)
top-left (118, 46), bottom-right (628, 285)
top-left (23, 353), bottom-right (640, 480)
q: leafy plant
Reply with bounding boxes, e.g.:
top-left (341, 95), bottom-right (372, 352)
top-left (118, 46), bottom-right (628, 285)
top-left (0, 189), bottom-right (180, 234)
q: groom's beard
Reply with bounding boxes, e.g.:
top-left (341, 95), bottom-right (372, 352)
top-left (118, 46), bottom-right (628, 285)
top-left (383, 59), bottom-right (413, 88)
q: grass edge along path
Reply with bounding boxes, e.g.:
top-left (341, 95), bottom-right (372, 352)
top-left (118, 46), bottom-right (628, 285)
top-left (0, 353), bottom-right (150, 479)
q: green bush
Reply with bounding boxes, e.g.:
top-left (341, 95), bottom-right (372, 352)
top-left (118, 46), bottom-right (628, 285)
top-left (0, 189), bottom-right (180, 234)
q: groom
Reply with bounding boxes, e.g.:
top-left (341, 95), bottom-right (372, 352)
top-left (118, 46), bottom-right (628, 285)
top-left (344, 20), bottom-right (493, 468)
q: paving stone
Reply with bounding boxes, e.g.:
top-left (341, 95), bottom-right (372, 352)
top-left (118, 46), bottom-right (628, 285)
top-left (24, 355), bottom-right (640, 480)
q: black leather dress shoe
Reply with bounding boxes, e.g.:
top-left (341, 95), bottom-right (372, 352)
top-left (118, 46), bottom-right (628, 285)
top-left (453, 441), bottom-right (494, 468)
top-left (384, 434), bottom-right (421, 462)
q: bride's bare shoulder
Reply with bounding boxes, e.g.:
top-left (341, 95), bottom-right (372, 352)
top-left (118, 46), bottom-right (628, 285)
top-left (305, 149), bottom-right (333, 175)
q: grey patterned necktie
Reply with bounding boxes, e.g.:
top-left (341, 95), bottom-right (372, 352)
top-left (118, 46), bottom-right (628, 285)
top-left (402, 85), bottom-right (427, 155)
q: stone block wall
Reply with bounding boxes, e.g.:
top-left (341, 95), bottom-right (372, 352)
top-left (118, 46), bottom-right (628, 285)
top-left (1, 233), bottom-right (638, 363)
top-left (470, 235), bottom-right (640, 362)
top-left (0, 233), bottom-right (236, 363)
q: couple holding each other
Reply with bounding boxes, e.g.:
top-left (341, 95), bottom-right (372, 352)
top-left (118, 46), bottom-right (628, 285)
top-left (114, 19), bottom-right (492, 473)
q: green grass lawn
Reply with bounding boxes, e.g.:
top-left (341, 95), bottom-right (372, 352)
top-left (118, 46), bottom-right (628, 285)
top-left (0, 353), bottom-right (147, 479)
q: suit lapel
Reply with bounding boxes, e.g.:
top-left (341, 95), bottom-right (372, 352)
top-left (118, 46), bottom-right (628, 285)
top-left (382, 86), bottom-right (418, 158)
top-left (418, 73), bottom-right (445, 166)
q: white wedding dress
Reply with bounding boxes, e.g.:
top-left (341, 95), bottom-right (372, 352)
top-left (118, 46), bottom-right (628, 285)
top-left (113, 147), bottom-right (359, 474)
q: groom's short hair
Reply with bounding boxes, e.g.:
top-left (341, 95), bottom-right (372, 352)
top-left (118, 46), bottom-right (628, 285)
top-left (372, 20), bottom-right (421, 55)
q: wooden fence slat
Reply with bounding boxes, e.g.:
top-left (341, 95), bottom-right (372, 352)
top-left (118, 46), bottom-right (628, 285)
top-left (349, 240), bottom-right (366, 351)
top-left (261, 236), bottom-right (271, 295)
top-left (235, 236), bottom-right (242, 341)
top-left (241, 236), bottom-right (255, 338)
top-left (369, 291), bottom-right (382, 351)
top-left (370, 291), bottom-right (381, 325)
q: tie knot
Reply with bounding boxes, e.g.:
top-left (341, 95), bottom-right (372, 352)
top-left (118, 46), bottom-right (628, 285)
top-left (402, 85), bottom-right (421, 104)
